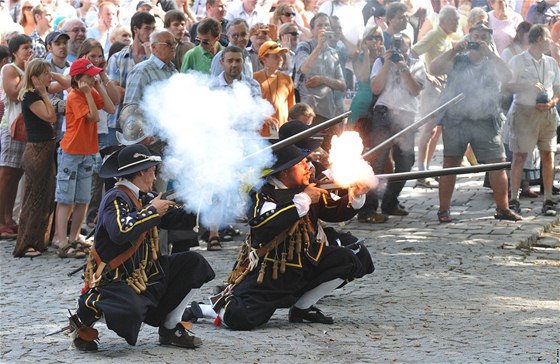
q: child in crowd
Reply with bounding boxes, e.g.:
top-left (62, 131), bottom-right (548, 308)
top-left (53, 58), bottom-right (115, 258)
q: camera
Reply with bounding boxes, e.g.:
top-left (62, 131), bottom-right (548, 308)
top-left (324, 31), bottom-right (335, 41)
top-left (536, 91), bottom-right (549, 104)
top-left (390, 33), bottom-right (404, 63)
top-left (467, 41), bottom-right (480, 50)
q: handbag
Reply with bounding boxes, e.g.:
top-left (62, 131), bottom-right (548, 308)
top-left (9, 112), bottom-right (26, 142)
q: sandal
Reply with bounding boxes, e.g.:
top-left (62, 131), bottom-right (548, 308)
top-left (494, 208), bottom-right (522, 221)
top-left (0, 226), bottom-right (17, 239)
top-left (23, 248), bottom-right (42, 258)
top-left (207, 236), bottom-right (222, 251)
top-left (437, 209), bottom-right (454, 223)
top-left (57, 242), bottom-right (88, 259)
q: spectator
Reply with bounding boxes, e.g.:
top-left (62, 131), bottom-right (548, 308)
top-left (181, 17), bottom-right (222, 74)
top-left (487, 0), bottom-right (523, 54)
top-left (278, 22), bottom-right (302, 74)
top-left (464, 7), bottom-right (488, 36)
top-left (210, 18), bottom-right (252, 77)
top-left (124, 30), bottom-right (178, 106)
top-left (61, 18), bottom-right (87, 62)
top-left (109, 25), bottom-right (132, 46)
top-left (12, 58), bottom-right (57, 257)
top-left (430, 21), bottom-right (521, 222)
top-left (271, 3), bottom-right (311, 40)
top-left (190, 0), bottom-right (229, 47)
top-left (301, 0), bottom-right (319, 29)
top-left (45, 30), bottom-right (71, 140)
top-left (0, 34), bottom-right (33, 240)
top-left (362, 0), bottom-right (385, 26)
top-left (382, 2), bottom-right (408, 50)
top-left (359, 33), bottom-right (425, 222)
top-left (30, 4), bottom-right (53, 59)
top-left (164, 10), bottom-right (195, 70)
top-left (501, 21), bottom-right (532, 61)
top-left (294, 13), bottom-right (345, 147)
top-left (253, 41), bottom-right (295, 136)
top-left (106, 11), bottom-right (155, 145)
top-left (412, 5), bottom-right (460, 189)
top-left (505, 24), bottom-right (559, 216)
top-left (526, 0), bottom-right (560, 25)
top-left (18, 0), bottom-right (36, 35)
top-left (76, 39), bottom-right (121, 228)
top-left (246, 22), bottom-right (272, 72)
top-left (225, 0), bottom-right (269, 28)
top-left (53, 58), bottom-right (116, 257)
top-left (86, 1), bottom-right (118, 53)
top-left (288, 101), bottom-right (315, 125)
top-left (349, 25), bottom-right (385, 124)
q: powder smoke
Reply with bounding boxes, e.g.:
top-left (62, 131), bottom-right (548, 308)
top-left (142, 72), bottom-right (275, 228)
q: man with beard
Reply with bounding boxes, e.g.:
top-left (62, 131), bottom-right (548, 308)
top-left (185, 143), bottom-right (374, 330)
top-left (61, 18), bottom-right (87, 63)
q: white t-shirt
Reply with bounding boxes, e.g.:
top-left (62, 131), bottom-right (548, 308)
top-left (509, 51), bottom-right (560, 106)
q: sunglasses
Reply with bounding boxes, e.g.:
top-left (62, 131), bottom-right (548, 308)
top-left (365, 35), bottom-right (383, 42)
top-left (196, 37), bottom-right (212, 46)
top-left (283, 12), bottom-right (296, 17)
top-left (22, 5), bottom-right (33, 10)
top-left (283, 31), bottom-right (299, 37)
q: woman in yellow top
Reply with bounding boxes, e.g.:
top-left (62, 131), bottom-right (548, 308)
top-left (253, 41), bottom-right (296, 137)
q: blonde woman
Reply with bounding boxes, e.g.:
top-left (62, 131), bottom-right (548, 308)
top-left (13, 58), bottom-right (57, 257)
top-left (271, 3), bottom-right (312, 40)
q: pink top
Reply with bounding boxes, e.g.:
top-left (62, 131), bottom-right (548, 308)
top-left (488, 10), bottom-right (523, 55)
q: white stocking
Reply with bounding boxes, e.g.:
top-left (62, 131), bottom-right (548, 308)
top-left (294, 278), bottom-right (344, 310)
top-left (162, 289), bottom-right (197, 329)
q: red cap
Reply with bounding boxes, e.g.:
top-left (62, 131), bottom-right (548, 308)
top-left (69, 58), bottom-right (103, 77)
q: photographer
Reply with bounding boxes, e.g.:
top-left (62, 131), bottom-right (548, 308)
top-left (358, 33), bottom-right (425, 222)
top-left (430, 21), bottom-right (520, 222)
top-left (504, 24), bottom-right (559, 217)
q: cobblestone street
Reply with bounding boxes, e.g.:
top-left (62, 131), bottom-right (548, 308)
top-left (1, 156), bottom-right (559, 363)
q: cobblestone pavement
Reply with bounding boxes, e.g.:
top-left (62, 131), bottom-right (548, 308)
top-left (1, 153), bottom-right (559, 363)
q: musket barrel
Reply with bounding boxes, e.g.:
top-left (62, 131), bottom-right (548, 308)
top-left (319, 162), bottom-right (511, 189)
top-left (244, 111), bottom-right (352, 160)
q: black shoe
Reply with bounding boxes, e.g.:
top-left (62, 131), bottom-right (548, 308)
top-left (182, 301), bottom-right (203, 323)
top-left (382, 205), bottom-right (409, 216)
top-left (509, 199), bottom-right (521, 213)
top-left (159, 324), bottom-right (202, 348)
top-left (73, 337), bottom-right (98, 352)
top-left (542, 200), bottom-right (558, 216)
top-left (288, 305), bottom-right (334, 324)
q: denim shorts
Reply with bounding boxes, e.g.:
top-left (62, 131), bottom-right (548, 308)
top-left (55, 150), bottom-right (95, 204)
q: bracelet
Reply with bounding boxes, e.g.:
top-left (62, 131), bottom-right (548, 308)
top-left (102, 79), bottom-right (111, 85)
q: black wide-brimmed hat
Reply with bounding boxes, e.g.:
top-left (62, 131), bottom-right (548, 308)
top-left (278, 120), bottom-right (322, 153)
top-left (267, 143), bottom-right (312, 176)
top-left (99, 144), bottom-right (161, 178)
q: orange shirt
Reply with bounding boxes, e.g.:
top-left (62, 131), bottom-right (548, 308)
top-left (253, 70), bottom-right (295, 137)
top-left (61, 88), bottom-right (104, 155)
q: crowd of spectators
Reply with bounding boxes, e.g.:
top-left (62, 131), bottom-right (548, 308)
top-left (0, 0), bottom-right (558, 257)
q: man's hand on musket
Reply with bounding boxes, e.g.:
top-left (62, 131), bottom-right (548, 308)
top-left (350, 180), bottom-right (375, 196)
top-left (304, 183), bottom-right (328, 203)
top-left (152, 193), bottom-right (176, 215)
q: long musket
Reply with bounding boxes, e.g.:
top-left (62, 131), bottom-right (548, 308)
top-left (362, 93), bottom-right (465, 161)
top-left (319, 162), bottom-right (511, 190)
top-left (243, 111), bottom-right (352, 160)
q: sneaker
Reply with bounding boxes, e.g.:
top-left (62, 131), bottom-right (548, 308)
top-left (542, 200), bottom-right (558, 216)
top-left (288, 305), bottom-right (334, 324)
top-left (416, 177), bottom-right (439, 189)
top-left (159, 323), bottom-right (202, 348)
top-left (509, 199), bottom-right (521, 213)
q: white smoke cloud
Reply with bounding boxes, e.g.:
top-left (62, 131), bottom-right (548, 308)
top-left (142, 72), bottom-right (275, 228)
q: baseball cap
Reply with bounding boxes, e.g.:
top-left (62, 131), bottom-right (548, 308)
top-left (136, 0), bottom-right (153, 9)
top-left (258, 41), bottom-right (289, 59)
top-left (469, 21), bottom-right (493, 34)
top-left (69, 58), bottom-right (103, 77)
top-left (45, 30), bottom-right (70, 45)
